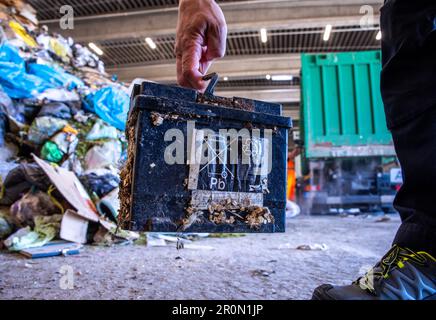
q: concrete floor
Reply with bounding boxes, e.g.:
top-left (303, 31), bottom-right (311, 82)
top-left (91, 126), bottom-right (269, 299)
top-left (0, 215), bottom-right (400, 300)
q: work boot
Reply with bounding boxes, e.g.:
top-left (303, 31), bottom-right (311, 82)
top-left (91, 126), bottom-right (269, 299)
top-left (312, 245), bottom-right (436, 300)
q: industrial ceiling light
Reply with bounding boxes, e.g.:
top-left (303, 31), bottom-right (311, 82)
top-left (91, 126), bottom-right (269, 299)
top-left (145, 37), bottom-right (157, 49)
top-left (88, 42), bottom-right (103, 56)
top-left (260, 28), bottom-right (268, 43)
top-left (223, 76), bottom-right (229, 81)
top-left (376, 30), bottom-right (382, 40)
top-left (266, 74), bottom-right (271, 80)
top-left (271, 75), bottom-right (293, 81)
top-left (323, 24), bottom-right (332, 41)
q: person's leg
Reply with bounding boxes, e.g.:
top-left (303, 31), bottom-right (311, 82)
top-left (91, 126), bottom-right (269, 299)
top-left (312, 107), bottom-right (436, 301)
top-left (390, 107), bottom-right (436, 257)
top-left (379, 0), bottom-right (436, 256)
top-left (312, 0), bottom-right (436, 299)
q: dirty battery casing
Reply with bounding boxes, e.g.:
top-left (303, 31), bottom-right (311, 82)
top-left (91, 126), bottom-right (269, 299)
top-left (124, 81), bottom-right (292, 233)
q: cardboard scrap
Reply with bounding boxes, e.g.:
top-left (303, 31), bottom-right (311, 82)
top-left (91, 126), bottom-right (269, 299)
top-left (32, 155), bottom-right (139, 244)
top-left (33, 154), bottom-right (99, 222)
top-left (60, 209), bottom-right (89, 244)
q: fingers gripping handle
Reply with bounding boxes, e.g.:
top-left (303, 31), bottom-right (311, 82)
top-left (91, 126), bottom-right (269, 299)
top-left (202, 72), bottom-right (219, 97)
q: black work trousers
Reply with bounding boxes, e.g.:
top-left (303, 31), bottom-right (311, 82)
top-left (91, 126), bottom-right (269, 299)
top-left (381, 0), bottom-right (436, 256)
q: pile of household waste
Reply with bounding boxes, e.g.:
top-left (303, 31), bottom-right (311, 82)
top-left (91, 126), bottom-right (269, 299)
top-left (0, 0), bottom-right (143, 258)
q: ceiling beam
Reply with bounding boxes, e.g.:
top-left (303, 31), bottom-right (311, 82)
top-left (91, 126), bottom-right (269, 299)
top-left (215, 88), bottom-right (300, 104)
top-left (108, 54), bottom-right (300, 82)
top-left (43, 0), bottom-right (382, 43)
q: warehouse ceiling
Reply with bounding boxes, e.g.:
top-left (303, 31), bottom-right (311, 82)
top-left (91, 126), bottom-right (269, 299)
top-left (35, 0), bottom-right (384, 123)
top-left (28, 0), bottom-right (246, 20)
top-left (97, 25), bottom-right (380, 67)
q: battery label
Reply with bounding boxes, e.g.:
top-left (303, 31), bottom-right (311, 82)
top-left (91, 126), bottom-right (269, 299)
top-left (188, 128), bottom-right (271, 194)
top-left (190, 190), bottom-right (264, 210)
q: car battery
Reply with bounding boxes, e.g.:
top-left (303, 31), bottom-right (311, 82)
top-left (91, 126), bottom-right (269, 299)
top-left (119, 75), bottom-right (292, 233)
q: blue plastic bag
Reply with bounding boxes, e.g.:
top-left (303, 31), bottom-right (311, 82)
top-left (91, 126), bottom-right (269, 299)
top-left (89, 86), bottom-right (129, 131)
top-left (28, 63), bottom-right (84, 90)
top-left (0, 42), bottom-right (84, 99)
top-left (0, 42), bottom-right (24, 65)
top-left (0, 43), bottom-right (53, 98)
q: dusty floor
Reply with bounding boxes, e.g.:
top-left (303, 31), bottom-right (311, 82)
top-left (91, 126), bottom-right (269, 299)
top-left (0, 215), bottom-right (400, 300)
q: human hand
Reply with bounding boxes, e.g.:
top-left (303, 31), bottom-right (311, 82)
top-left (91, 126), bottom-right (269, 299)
top-left (175, 0), bottom-right (227, 91)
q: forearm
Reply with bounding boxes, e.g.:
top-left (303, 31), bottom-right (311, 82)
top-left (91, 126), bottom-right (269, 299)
top-left (175, 0), bottom-right (227, 90)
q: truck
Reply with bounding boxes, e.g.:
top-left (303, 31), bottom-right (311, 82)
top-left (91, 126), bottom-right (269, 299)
top-left (298, 51), bottom-right (402, 215)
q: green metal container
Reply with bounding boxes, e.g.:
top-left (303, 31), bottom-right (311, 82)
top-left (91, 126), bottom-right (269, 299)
top-left (300, 51), bottom-right (395, 158)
